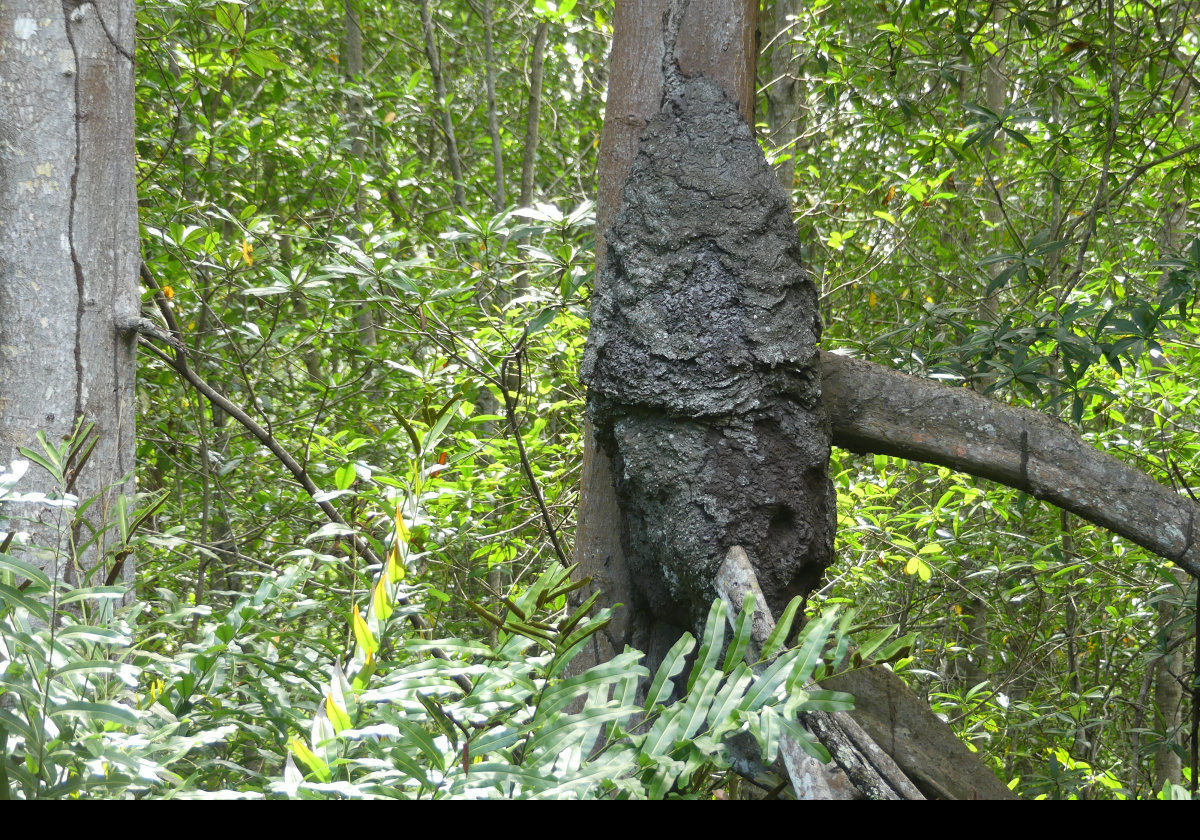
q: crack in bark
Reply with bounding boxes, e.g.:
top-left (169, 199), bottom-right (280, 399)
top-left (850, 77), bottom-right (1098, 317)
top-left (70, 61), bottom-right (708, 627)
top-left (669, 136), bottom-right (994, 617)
top-left (62, 1), bottom-right (86, 428)
top-left (1019, 428), bottom-right (1029, 490)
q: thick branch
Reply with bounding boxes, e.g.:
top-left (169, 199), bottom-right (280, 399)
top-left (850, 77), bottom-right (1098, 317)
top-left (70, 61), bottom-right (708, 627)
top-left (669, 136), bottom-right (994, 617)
top-left (821, 352), bottom-right (1200, 580)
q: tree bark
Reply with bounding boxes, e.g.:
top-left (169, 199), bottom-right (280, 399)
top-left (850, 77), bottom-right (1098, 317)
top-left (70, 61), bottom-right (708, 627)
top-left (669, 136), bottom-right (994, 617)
top-left (821, 352), bottom-right (1200, 581)
top-left (480, 0), bottom-right (506, 211)
top-left (763, 0), bottom-right (805, 193)
top-left (344, 0), bottom-right (377, 347)
top-left (0, 0), bottom-right (138, 584)
top-left (1153, 569), bottom-right (1186, 790)
top-left (519, 19), bottom-right (549, 208)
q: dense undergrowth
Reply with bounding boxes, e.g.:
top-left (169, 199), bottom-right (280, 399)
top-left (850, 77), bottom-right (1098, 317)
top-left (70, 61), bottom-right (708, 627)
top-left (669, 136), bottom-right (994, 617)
top-left (2, 0), bottom-right (1199, 798)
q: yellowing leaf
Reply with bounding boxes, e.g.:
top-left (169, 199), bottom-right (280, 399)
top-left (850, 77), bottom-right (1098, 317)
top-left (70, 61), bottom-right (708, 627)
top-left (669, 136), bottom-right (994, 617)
top-left (868, 291), bottom-right (879, 308)
top-left (394, 504), bottom-right (410, 543)
top-left (324, 692), bottom-right (352, 733)
top-left (905, 557), bottom-right (932, 581)
top-left (162, 285), bottom-right (175, 300)
top-left (383, 111), bottom-right (397, 124)
top-left (290, 737), bottom-right (329, 780)
top-left (240, 239), bottom-right (254, 266)
top-left (351, 608), bottom-right (379, 654)
top-left (387, 544), bottom-right (406, 583)
top-left (373, 575), bottom-right (393, 622)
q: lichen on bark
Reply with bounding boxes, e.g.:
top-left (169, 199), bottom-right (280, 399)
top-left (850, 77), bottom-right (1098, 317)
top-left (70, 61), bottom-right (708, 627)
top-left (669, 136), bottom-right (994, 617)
top-left (582, 71), bottom-right (835, 629)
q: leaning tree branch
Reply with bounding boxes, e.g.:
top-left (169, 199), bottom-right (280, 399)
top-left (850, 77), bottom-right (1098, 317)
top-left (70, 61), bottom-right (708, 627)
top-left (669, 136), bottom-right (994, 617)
top-left (821, 351), bottom-right (1200, 581)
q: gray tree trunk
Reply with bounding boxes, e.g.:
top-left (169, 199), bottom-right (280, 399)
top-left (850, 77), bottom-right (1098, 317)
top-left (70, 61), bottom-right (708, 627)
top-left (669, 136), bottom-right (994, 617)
top-left (0, 0), bottom-right (138, 584)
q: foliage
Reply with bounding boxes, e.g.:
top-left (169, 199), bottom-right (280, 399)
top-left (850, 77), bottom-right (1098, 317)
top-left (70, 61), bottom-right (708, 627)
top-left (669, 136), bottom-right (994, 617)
top-left (1, 446), bottom-right (850, 798)
top-left (765, 0), bottom-right (1200, 797)
top-left (0, 0), bottom-right (1195, 799)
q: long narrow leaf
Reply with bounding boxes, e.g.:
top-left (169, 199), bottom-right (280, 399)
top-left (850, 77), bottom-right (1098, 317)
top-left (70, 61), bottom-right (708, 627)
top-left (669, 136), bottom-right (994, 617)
top-left (644, 632), bottom-right (694, 711)
top-left (687, 598), bottom-right (725, 692)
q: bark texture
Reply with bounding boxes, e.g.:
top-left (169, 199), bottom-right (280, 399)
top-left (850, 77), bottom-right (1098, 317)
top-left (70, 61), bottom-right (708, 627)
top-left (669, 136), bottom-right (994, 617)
top-left (0, 0), bottom-right (138, 581)
top-left (822, 665), bottom-right (1017, 800)
top-left (822, 351), bottom-right (1200, 580)
top-left (575, 0), bottom-right (759, 663)
top-left (763, 0), bottom-right (805, 192)
top-left (717, 545), bottom-right (1014, 799)
top-left (418, 0), bottom-right (465, 208)
top-left (582, 66), bottom-right (833, 629)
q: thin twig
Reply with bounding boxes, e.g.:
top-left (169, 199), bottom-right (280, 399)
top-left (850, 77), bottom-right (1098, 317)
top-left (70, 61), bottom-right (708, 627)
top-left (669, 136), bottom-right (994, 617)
top-left (500, 343), bottom-right (571, 568)
top-left (132, 262), bottom-right (473, 693)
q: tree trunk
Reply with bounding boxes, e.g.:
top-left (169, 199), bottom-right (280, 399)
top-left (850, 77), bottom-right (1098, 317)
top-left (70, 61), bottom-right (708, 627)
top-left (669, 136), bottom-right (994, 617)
top-left (344, 0), bottom-right (377, 347)
top-left (0, 0), bottom-right (138, 585)
top-left (418, 0), bottom-right (466, 209)
top-left (480, 0), bottom-right (506, 212)
top-left (519, 19), bottom-right (549, 208)
top-left (574, 0), bottom-right (760, 670)
top-left (763, 0), bottom-right (805, 193)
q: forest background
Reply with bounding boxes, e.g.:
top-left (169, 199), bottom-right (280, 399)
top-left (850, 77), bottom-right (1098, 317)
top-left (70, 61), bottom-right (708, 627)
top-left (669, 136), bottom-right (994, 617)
top-left (1, 0), bottom-right (1198, 799)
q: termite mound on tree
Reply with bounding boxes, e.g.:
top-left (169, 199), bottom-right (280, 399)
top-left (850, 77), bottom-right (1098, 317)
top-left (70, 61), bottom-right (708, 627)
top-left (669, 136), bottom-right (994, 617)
top-left (582, 69), bottom-right (836, 631)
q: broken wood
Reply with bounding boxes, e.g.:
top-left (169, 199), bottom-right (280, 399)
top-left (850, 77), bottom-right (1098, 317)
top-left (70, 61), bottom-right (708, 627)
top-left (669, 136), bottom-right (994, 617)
top-left (716, 546), bottom-right (924, 800)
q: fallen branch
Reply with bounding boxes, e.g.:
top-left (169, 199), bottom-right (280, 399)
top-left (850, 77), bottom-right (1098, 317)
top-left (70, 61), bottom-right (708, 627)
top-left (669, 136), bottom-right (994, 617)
top-left (715, 546), bottom-right (924, 800)
top-left (716, 545), bottom-right (1016, 799)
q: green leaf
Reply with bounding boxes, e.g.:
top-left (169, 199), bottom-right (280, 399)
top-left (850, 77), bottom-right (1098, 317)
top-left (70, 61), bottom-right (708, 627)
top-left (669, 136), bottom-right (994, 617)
top-left (740, 650), bottom-right (801, 712)
top-left (761, 595), bottom-right (803, 661)
top-left (0, 582), bottom-right (49, 620)
top-left (786, 606), bottom-right (841, 694)
top-left (644, 632), bottom-right (694, 710)
top-left (722, 593), bottom-right (755, 672)
top-left (687, 598), bottom-right (725, 692)
top-left (57, 701), bottom-right (138, 727)
top-left (0, 553), bottom-right (51, 590)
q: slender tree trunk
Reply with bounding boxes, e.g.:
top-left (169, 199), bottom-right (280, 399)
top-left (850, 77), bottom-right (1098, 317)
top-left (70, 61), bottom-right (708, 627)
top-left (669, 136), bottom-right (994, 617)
top-left (763, 0), bottom-right (805, 193)
top-left (1151, 60), bottom-right (1192, 792)
top-left (979, 3), bottom-right (1007, 317)
top-left (344, 0), bottom-right (377, 347)
top-left (520, 20), bottom-right (549, 207)
top-left (419, 0), bottom-right (466, 208)
top-left (481, 0), bottom-right (506, 211)
top-left (0, 1), bottom-right (138, 585)
top-left (1153, 569), bottom-right (1187, 790)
